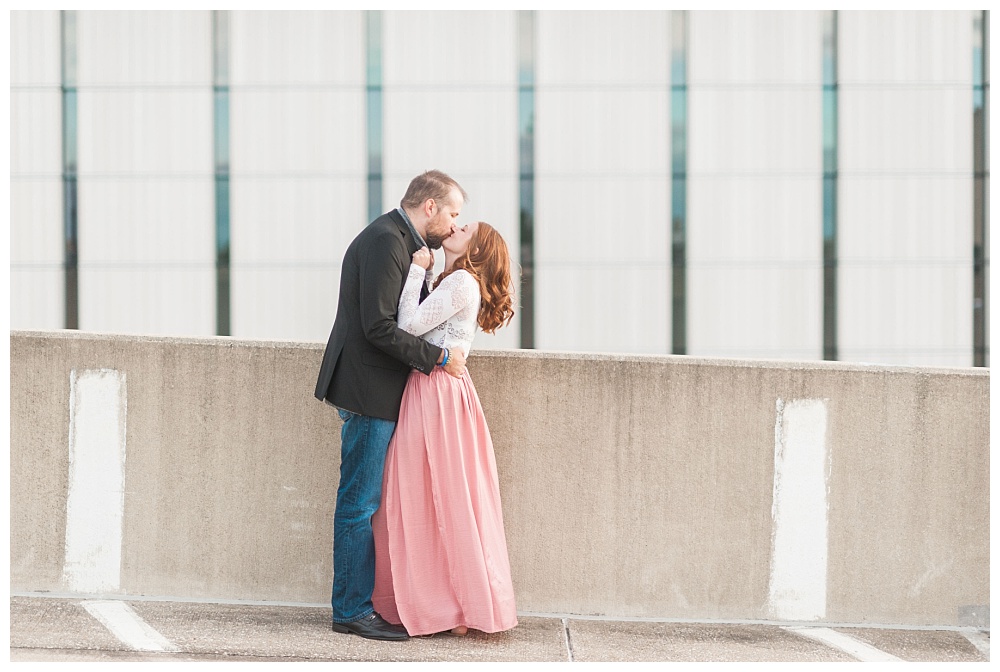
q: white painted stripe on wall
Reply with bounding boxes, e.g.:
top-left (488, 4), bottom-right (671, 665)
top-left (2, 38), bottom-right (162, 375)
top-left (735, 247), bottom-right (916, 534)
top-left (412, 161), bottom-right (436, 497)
top-left (768, 398), bottom-right (829, 621)
top-left (784, 627), bottom-right (903, 662)
top-left (64, 369), bottom-right (127, 593)
top-left (83, 600), bottom-right (178, 652)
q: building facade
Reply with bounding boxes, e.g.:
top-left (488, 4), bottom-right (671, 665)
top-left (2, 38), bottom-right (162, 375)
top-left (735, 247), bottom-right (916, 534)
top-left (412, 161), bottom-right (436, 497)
top-left (10, 10), bottom-right (990, 366)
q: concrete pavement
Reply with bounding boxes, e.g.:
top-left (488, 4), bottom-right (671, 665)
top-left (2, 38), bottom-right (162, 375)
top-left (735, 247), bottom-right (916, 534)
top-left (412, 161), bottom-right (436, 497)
top-left (9, 595), bottom-right (989, 663)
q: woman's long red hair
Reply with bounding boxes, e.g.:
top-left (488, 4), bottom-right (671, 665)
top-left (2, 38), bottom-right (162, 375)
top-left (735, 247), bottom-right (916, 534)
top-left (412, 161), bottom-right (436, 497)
top-left (434, 222), bottom-right (515, 334)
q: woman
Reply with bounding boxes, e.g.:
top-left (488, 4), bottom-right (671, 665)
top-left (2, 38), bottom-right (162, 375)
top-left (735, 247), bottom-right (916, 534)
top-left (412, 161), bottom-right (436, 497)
top-left (371, 221), bottom-right (518, 637)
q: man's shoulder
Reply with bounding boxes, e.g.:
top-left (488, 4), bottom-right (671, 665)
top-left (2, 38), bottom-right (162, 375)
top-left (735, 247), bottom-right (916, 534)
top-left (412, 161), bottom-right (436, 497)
top-left (363, 211), bottom-right (407, 239)
top-left (351, 213), bottom-right (410, 267)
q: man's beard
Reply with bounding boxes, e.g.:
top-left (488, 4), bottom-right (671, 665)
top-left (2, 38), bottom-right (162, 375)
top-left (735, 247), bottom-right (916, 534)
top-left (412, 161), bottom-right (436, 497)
top-left (425, 230), bottom-right (448, 250)
top-left (424, 214), bottom-right (451, 249)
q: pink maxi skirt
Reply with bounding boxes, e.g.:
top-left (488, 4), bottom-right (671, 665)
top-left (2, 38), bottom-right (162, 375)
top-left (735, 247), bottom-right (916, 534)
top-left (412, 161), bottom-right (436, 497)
top-left (372, 367), bottom-right (518, 636)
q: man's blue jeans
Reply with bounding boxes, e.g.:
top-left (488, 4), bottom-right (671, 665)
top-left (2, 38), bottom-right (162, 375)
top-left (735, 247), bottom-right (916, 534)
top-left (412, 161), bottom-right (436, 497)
top-left (331, 408), bottom-right (396, 623)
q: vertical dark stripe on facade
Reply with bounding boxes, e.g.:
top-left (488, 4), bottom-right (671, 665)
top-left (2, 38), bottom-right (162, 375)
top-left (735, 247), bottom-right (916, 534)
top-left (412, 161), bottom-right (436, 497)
top-left (973, 10), bottom-right (989, 366)
top-left (518, 10), bottom-right (536, 349)
top-left (366, 10), bottom-right (384, 223)
top-left (213, 11), bottom-right (231, 336)
top-left (61, 10), bottom-right (78, 329)
top-left (670, 11), bottom-right (688, 355)
top-left (822, 11), bottom-right (839, 361)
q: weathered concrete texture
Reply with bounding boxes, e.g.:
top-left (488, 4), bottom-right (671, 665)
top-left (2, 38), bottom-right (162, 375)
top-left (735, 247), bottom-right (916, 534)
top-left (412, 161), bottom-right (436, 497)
top-left (9, 597), bottom-right (989, 663)
top-left (833, 627), bottom-right (989, 663)
top-left (9, 331), bottom-right (989, 627)
top-left (566, 620), bottom-right (857, 662)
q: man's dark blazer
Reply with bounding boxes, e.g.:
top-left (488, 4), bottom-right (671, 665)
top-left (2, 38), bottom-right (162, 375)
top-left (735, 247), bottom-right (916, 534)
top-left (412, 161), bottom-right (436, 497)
top-left (315, 210), bottom-right (443, 421)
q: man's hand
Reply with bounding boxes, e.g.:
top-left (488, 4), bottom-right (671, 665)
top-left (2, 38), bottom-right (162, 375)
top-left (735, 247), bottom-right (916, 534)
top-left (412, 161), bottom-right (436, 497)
top-left (442, 348), bottom-right (467, 378)
top-left (412, 246), bottom-right (433, 270)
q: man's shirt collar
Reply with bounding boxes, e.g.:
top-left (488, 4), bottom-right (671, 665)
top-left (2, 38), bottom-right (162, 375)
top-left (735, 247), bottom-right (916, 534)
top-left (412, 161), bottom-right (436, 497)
top-left (396, 207), bottom-right (427, 249)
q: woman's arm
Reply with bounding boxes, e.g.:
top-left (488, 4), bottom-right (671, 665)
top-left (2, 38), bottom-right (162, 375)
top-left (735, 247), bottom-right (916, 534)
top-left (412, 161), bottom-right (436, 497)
top-left (397, 266), bottom-right (476, 337)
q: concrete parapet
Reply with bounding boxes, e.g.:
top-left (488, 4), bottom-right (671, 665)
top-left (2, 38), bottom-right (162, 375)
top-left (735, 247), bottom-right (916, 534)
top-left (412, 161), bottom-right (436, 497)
top-left (9, 330), bottom-right (989, 627)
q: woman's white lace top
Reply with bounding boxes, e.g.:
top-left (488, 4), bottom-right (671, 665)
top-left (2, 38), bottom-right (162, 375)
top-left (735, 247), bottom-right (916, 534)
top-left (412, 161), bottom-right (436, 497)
top-left (397, 263), bottom-right (481, 357)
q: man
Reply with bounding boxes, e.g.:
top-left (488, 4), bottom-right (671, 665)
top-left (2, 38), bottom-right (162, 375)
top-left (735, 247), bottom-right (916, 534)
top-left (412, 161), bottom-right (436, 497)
top-left (315, 170), bottom-right (468, 641)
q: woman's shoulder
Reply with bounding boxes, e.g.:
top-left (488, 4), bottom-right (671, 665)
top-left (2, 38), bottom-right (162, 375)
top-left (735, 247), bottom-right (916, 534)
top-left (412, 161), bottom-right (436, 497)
top-left (437, 269), bottom-right (480, 304)
top-left (437, 268), bottom-right (477, 287)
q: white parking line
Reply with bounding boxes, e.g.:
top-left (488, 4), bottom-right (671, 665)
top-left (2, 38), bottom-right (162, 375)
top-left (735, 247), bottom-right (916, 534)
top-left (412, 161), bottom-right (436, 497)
top-left (784, 626), bottom-right (903, 662)
top-left (82, 600), bottom-right (178, 652)
top-left (962, 630), bottom-right (990, 659)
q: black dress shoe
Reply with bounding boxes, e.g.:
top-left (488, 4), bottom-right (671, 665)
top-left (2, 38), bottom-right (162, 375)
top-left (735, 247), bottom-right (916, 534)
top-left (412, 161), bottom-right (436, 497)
top-left (331, 612), bottom-right (409, 641)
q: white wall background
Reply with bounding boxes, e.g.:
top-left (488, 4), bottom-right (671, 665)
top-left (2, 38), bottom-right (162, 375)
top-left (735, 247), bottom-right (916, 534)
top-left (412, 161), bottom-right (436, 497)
top-left (11, 10), bottom-right (64, 330)
top-left (75, 11), bottom-right (215, 336)
top-left (687, 11), bottom-right (824, 361)
top-left (229, 10), bottom-right (366, 342)
top-left (838, 10), bottom-right (975, 366)
top-left (535, 11), bottom-right (671, 355)
top-left (8, 9), bottom-right (986, 368)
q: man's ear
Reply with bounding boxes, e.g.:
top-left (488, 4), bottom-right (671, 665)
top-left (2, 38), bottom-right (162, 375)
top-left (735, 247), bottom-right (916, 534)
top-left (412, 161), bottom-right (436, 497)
top-left (424, 198), bottom-right (437, 217)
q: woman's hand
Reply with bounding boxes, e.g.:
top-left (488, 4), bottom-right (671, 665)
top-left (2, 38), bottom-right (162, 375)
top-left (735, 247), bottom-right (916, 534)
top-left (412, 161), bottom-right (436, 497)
top-left (412, 246), bottom-right (433, 270)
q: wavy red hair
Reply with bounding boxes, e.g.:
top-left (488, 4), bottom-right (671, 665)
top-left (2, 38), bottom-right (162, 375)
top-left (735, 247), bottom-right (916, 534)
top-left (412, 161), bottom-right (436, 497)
top-left (434, 222), bottom-right (515, 334)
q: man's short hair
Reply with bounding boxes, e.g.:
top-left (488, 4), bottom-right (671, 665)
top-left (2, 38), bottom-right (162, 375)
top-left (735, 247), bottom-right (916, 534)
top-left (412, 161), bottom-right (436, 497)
top-left (400, 170), bottom-right (468, 211)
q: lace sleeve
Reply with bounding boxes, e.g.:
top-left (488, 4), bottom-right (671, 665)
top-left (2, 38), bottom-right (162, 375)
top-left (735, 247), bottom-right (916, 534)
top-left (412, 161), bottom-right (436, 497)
top-left (396, 264), bottom-right (426, 335)
top-left (397, 267), bottom-right (477, 337)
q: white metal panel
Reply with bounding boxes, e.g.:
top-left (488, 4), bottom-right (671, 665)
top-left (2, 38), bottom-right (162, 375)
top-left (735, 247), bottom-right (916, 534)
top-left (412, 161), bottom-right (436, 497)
top-left (229, 90), bottom-right (365, 175)
top-left (11, 90), bottom-right (63, 177)
top-left (839, 266), bottom-right (973, 367)
top-left (839, 88), bottom-right (973, 175)
top-left (686, 15), bottom-right (824, 361)
top-left (231, 266), bottom-right (340, 342)
top-left (76, 10), bottom-right (211, 86)
top-left (230, 177), bottom-right (364, 264)
top-left (688, 90), bottom-right (823, 176)
top-left (10, 179), bottom-right (65, 330)
top-left (77, 178), bottom-right (214, 335)
top-left (229, 177), bottom-right (365, 339)
top-left (531, 12), bottom-right (671, 355)
top-left (535, 176), bottom-right (669, 266)
top-left (838, 11), bottom-right (975, 366)
top-left (78, 179), bottom-right (213, 263)
top-left (687, 176), bottom-right (823, 360)
top-left (79, 267), bottom-right (215, 336)
top-left (77, 90), bottom-right (213, 175)
top-left (10, 11), bottom-right (63, 330)
top-left (383, 10), bottom-right (516, 87)
top-left (384, 90), bottom-right (517, 178)
top-left (690, 11), bottom-right (823, 85)
top-left (229, 10), bottom-right (364, 86)
top-left (10, 268), bottom-right (65, 331)
top-left (10, 10), bottom-right (62, 86)
top-left (839, 11), bottom-right (973, 85)
top-left (688, 177), bottom-right (823, 264)
top-left (838, 176), bottom-right (973, 367)
top-left (536, 265), bottom-right (670, 355)
top-left (534, 90), bottom-right (670, 176)
top-left (10, 179), bottom-right (64, 264)
top-left (536, 10), bottom-right (669, 85)
top-left (534, 176), bottom-right (670, 354)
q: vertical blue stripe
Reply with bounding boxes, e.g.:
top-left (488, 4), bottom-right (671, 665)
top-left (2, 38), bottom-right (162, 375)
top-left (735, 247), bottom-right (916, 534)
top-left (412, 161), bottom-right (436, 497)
top-left (518, 10), bottom-right (536, 349)
top-left (670, 11), bottom-right (688, 355)
top-left (213, 11), bottom-right (231, 336)
top-left (61, 10), bottom-right (78, 330)
top-left (367, 10), bottom-right (384, 223)
top-left (822, 11), bottom-right (838, 361)
top-left (973, 11), bottom-right (988, 366)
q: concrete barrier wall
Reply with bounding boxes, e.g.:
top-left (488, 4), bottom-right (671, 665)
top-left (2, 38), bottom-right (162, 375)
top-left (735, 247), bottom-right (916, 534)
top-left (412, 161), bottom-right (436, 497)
top-left (9, 330), bottom-right (989, 627)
